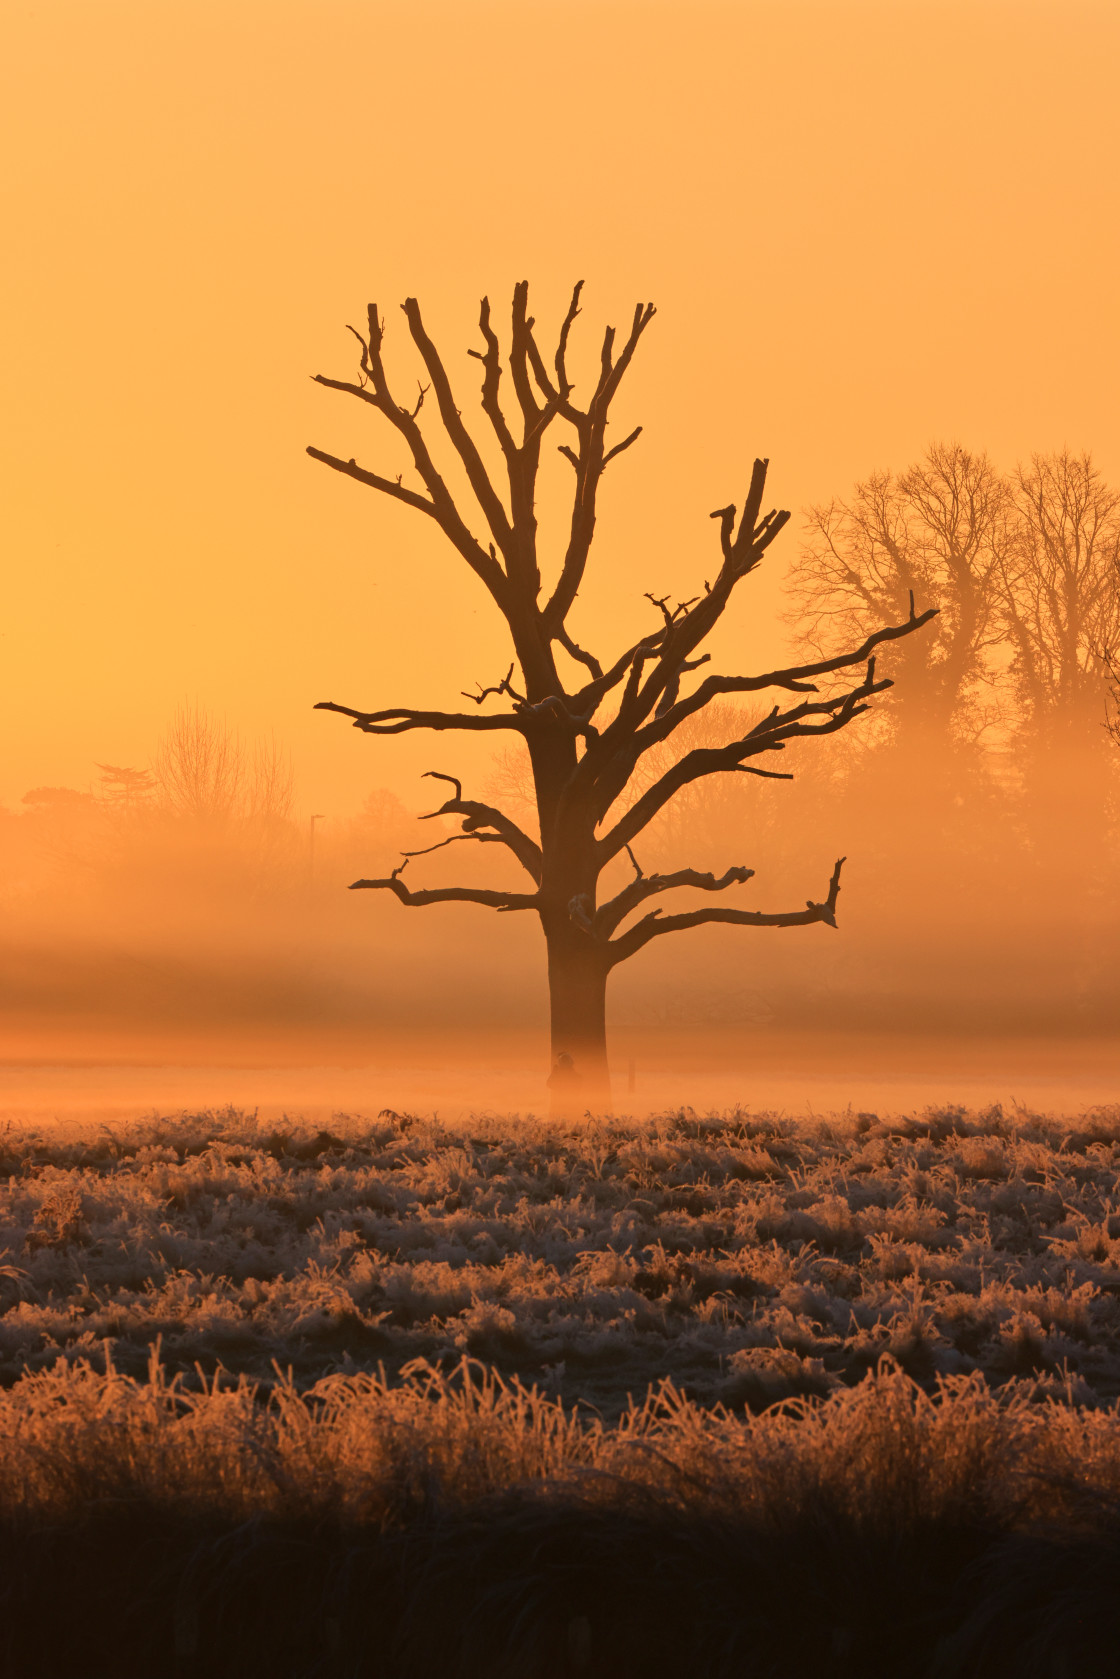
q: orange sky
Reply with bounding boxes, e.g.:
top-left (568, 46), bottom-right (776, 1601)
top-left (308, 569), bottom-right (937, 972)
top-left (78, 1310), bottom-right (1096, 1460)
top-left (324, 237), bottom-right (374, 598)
top-left (4, 0), bottom-right (1119, 818)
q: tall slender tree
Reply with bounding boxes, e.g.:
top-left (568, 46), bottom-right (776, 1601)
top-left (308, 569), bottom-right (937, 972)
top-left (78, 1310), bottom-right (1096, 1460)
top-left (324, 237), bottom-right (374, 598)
top-left (309, 284), bottom-right (935, 1108)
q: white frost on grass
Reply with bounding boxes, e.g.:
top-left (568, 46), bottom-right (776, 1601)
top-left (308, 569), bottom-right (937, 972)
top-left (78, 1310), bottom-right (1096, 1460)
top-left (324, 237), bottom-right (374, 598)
top-left (1, 1102), bottom-right (1119, 1416)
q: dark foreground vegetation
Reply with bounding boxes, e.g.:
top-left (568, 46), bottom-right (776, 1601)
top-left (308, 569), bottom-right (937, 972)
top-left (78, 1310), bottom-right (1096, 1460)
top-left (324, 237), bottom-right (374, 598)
top-left (4, 1102), bottom-right (1120, 1675)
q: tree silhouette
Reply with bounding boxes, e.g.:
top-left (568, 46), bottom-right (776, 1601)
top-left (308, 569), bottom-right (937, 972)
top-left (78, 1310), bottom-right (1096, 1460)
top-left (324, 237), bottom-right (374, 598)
top-left (781, 444), bottom-right (1012, 930)
top-left (999, 452), bottom-right (1120, 949)
top-left (309, 284), bottom-right (935, 1107)
top-left (787, 443), bottom-right (1008, 752)
top-left (95, 764), bottom-right (158, 814)
top-left (999, 450), bottom-right (1120, 744)
top-left (153, 703), bottom-right (294, 829)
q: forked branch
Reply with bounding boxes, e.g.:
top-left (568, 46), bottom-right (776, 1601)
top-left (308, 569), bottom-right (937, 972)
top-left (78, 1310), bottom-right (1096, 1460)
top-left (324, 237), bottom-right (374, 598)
top-left (539, 300), bottom-right (658, 632)
top-left (587, 599), bottom-right (938, 834)
top-left (607, 857), bottom-right (846, 964)
top-left (309, 306), bottom-right (508, 606)
top-left (595, 863), bottom-right (757, 938)
top-left (635, 599), bottom-right (941, 751)
top-left (597, 660), bottom-right (893, 857)
top-left (416, 771), bottom-right (542, 882)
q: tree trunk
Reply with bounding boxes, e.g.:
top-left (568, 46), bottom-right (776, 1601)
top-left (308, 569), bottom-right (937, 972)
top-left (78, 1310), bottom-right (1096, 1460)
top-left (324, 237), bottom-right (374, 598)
top-left (545, 929), bottom-right (611, 1118)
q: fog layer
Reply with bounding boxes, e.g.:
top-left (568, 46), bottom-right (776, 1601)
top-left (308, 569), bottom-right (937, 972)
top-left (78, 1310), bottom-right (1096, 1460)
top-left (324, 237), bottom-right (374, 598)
top-left (4, 447), bottom-right (1117, 1117)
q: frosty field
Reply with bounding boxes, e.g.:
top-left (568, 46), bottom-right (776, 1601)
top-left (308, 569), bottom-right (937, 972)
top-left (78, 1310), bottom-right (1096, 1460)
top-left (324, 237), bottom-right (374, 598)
top-left (5, 1101), bottom-right (1120, 1677)
top-left (5, 1101), bottom-right (1120, 1408)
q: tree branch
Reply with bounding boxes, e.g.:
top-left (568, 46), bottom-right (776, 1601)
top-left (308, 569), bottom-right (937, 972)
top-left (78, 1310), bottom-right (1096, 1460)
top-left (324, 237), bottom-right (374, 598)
top-left (554, 623), bottom-right (604, 681)
top-left (472, 286), bottom-right (567, 597)
top-left (541, 302), bottom-right (657, 631)
top-left (602, 426), bottom-right (643, 468)
top-left (638, 603), bottom-right (941, 748)
top-left (607, 858), bottom-right (845, 964)
top-left (566, 462), bottom-right (794, 797)
top-left (305, 446), bottom-right (438, 518)
top-left (598, 662), bottom-right (891, 859)
top-left (399, 831), bottom-right (512, 861)
top-left (461, 664), bottom-right (526, 707)
top-left (566, 628), bottom-right (669, 716)
top-left (309, 307), bottom-right (507, 605)
top-left (349, 862), bottom-right (538, 913)
top-left (595, 863), bottom-right (756, 938)
top-left (553, 282), bottom-right (584, 400)
top-left (619, 490), bottom-right (792, 728)
top-left (586, 602), bottom-right (940, 825)
top-left (417, 771), bottom-right (543, 883)
top-left (401, 296), bottom-right (516, 564)
top-left (470, 296), bottom-right (520, 468)
top-left (313, 702), bottom-right (525, 736)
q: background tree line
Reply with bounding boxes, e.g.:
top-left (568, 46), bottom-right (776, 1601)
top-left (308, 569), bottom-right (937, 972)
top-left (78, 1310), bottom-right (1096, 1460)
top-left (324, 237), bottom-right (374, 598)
top-left (0, 706), bottom-right (442, 1040)
top-left (5, 704), bottom-right (427, 906)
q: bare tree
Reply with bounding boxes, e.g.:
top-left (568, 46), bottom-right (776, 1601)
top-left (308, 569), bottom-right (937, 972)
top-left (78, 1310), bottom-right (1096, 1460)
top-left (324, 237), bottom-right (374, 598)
top-left (153, 703), bottom-right (294, 829)
top-left (1108, 590), bottom-right (1120, 751)
top-left (999, 450), bottom-right (1120, 743)
top-left (786, 443), bottom-right (1008, 750)
top-left (154, 704), bottom-right (245, 826)
top-left (309, 284), bottom-right (935, 1106)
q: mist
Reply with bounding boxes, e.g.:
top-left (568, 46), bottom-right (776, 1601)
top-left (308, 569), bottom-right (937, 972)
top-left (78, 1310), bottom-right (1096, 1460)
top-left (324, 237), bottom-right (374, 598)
top-left (5, 443), bottom-right (1117, 1123)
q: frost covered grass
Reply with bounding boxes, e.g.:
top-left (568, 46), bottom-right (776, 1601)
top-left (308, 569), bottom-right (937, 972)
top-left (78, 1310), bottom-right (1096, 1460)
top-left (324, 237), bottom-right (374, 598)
top-left (4, 1101), bottom-right (1120, 1676)
top-left (4, 1100), bottom-right (1120, 1411)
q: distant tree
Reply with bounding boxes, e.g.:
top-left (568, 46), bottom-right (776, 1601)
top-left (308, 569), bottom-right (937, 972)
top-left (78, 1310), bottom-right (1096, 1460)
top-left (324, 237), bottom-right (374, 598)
top-left (153, 703), bottom-right (293, 828)
top-left (145, 703), bottom-right (297, 899)
top-left (1108, 607), bottom-right (1120, 752)
top-left (20, 787), bottom-right (97, 814)
top-left (14, 787), bottom-right (102, 883)
top-left (997, 453), bottom-right (1120, 987)
top-left (95, 764), bottom-right (158, 813)
top-left (330, 789), bottom-right (425, 885)
top-left (998, 450), bottom-right (1120, 747)
top-left (786, 442), bottom-right (1008, 752)
top-left (309, 284), bottom-right (935, 1107)
top-left (991, 452), bottom-right (1120, 1012)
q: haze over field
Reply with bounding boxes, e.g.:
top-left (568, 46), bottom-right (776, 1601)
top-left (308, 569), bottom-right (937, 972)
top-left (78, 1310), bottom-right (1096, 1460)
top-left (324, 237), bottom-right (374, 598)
top-left (3, 0), bottom-right (1118, 1116)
